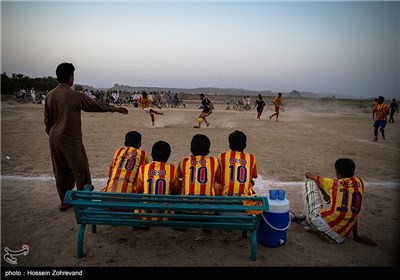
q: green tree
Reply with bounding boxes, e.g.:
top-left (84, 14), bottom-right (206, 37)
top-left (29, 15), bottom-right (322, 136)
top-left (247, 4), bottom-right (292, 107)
top-left (74, 84), bottom-right (84, 92)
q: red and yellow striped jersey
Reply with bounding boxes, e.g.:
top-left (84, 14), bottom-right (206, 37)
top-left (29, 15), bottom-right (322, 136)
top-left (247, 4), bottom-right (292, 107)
top-left (137, 161), bottom-right (179, 195)
top-left (375, 103), bottom-right (389, 120)
top-left (135, 161), bottom-right (179, 221)
top-left (138, 97), bottom-right (153, 109)
top-left (317, 175), bottom-right (364, 237)
top-left (178, 155), bottom-right (220, 196)
top-left (372, 101), bottom-right (379, 111)
top-left (218, 151), bottom-right (257, 196)
top-left (101, 147), bottom-right (148, 193)
top-left (273, 96), bottom-right (282, 107)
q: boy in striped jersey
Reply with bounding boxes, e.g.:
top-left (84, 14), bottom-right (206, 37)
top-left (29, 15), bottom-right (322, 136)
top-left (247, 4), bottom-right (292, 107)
top-left (136, 141), bottom-right (181, 195)
top-left (301, 158), bottom-right (377, 246)
top-left (372, 95), bottom-right (390, 141)
top-left (217, 130), bottom-right (258, 197)
top-left (178, 134), bottom-right (221, 196)
top-left (135, 141), bottom-right (181, 221)
top-left (101, 131), bottom-right (148, 193)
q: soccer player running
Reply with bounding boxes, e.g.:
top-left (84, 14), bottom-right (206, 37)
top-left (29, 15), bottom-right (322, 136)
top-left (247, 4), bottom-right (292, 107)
top-left (372, 95), bottom-right (390, 141)
top-left (194, 93), bottom-right (213, 128)
top-left (269, 92), bottom-right (283, 121)
top-left (371, 98), bottom-right (379, 120)
top-left (254, 94), bottom-right (266, 120)
top-left (134, 91), bottom-right (164, 126)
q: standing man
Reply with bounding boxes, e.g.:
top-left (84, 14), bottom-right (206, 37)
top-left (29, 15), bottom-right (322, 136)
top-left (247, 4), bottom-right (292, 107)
top-left (30, 87), bottom-right (36, 103)
top-left (44, 62), bottom-right (128, 211)
top-left (194, 93), bottom-right (213, 128)
top-left (372, 95), bottom-right (389, 141)
top-left (269, 92), bottom-right (283, 121)
top-left (388, 98), bottom-right (399, 123)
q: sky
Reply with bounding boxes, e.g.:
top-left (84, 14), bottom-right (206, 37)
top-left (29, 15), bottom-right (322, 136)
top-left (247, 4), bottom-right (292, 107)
top-left (1, 1), bottom-right (399, 99)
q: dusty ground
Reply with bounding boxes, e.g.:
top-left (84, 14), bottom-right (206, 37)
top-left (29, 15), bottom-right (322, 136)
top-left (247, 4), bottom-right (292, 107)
top-left (1, 95), bottom-right (399, 270)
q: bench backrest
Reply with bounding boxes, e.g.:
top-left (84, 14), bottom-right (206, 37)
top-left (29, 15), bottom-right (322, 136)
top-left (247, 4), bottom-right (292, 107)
top-left (64, 189), bottom-right (269, 231)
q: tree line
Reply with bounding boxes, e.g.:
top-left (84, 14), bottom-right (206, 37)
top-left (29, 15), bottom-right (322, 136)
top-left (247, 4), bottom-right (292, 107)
top-left (1, 72), bottom-right (85, 95)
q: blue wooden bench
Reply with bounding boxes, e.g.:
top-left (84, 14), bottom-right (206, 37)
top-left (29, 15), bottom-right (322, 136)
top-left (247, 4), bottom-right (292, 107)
top-left (64, 184), bottom-right (269, 261)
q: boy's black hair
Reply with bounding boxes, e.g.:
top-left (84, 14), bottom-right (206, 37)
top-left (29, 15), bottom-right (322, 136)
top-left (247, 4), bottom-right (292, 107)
top-left (334, 158), bottom-right (356, 178)
top-left (56, 62), bottom-right (75, 83)
top-left (190, 134), bottom-right (210, 156)
top-left (124, 131), bottom-right (142, 148)
top-left (199, 93), bottom-right (205, 98)
top-left (151, 141), bottom-right (171, 162)
top-left (229, 130), bottom-right (247, 152)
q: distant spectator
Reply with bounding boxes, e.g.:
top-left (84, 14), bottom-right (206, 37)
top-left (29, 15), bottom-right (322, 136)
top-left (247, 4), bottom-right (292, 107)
top-left (388, 98), bottom-right (399, 123)
top-left (30, 87), bottom-right (36, 103)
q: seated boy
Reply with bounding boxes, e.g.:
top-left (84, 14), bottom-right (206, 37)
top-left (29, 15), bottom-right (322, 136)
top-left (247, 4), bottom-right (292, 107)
top-left (217, 130), bottom-right (258, 197)
top-left (298, 158), bottom-right (377, 246)
top-left (178, 134), bottom-right (221, 196)
top-left (135, 141), bottom-right (181, 221)
top-left (101, 131), bottom-right (148, 193)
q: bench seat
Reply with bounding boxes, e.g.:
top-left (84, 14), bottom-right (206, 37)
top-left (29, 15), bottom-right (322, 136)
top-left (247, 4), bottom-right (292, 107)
top-left (64, 185), bottom-right (268, 261)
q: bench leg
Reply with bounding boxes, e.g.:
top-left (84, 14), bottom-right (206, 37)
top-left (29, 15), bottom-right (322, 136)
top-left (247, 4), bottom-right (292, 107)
top-left (250, 230), bottom-right (257, 261)
top-left (91, 224), bottom-right (97, 233)
top-left (77, 224), bottom-right (86, 258)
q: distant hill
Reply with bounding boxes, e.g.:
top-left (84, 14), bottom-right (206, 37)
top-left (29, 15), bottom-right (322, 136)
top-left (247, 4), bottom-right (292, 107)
top-left (108, 84), bottom-right (275, 97)
top-left (79, 83), bottom-right (354, 99)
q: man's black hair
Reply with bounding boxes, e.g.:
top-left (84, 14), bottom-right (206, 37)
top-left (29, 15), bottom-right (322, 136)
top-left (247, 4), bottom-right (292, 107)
top-left (56, 62), bottom-right (75, 83)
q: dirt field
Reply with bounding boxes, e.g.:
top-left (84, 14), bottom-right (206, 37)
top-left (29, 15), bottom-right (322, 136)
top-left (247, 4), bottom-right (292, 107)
top-left (1, 95), bottom-right (399, 268)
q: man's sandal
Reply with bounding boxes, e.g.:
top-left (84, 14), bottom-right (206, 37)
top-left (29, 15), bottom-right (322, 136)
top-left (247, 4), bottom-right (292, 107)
top-left (296, 220), bottom-right (313, 233)
top-left (289, 212), bottom-right (306, 222)
top-left (59, 203), bottom-right (72, 212)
